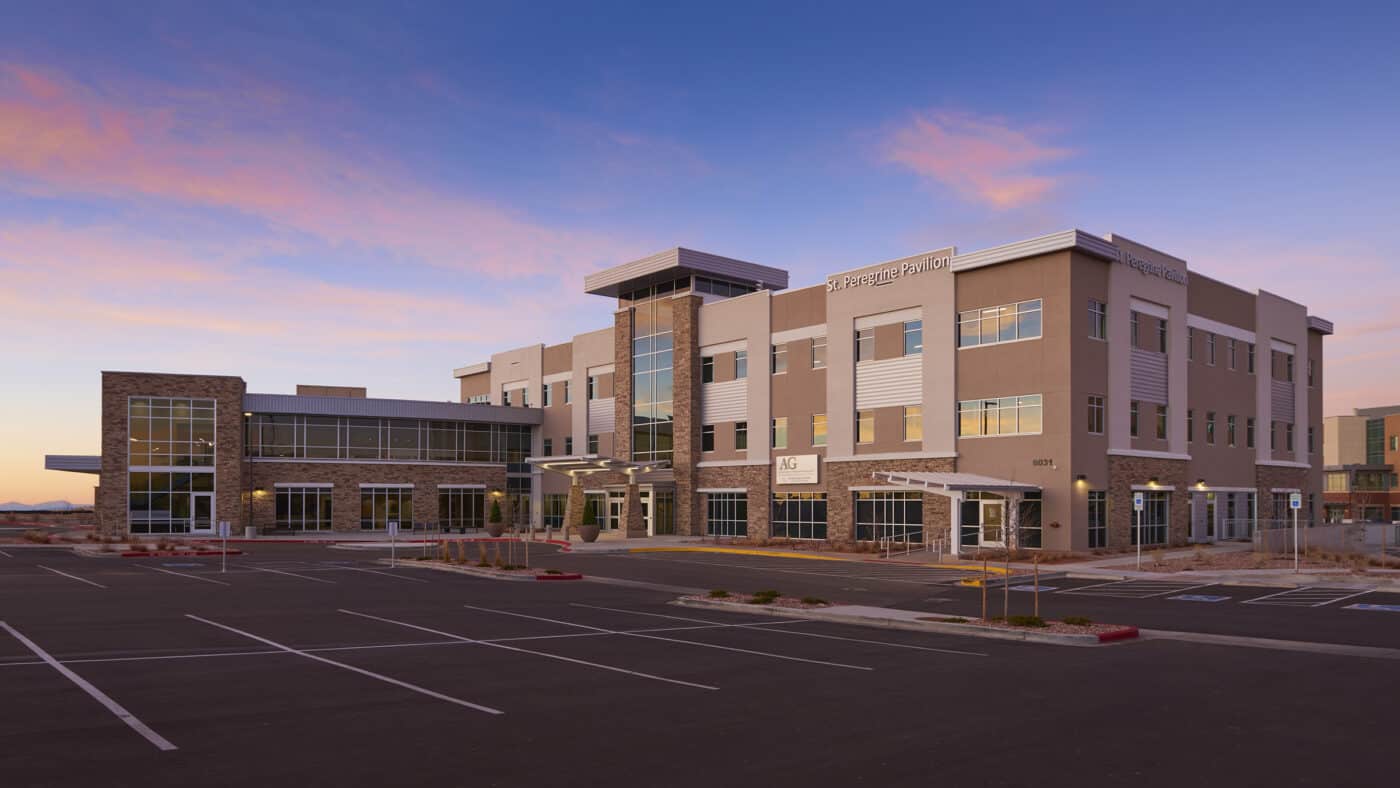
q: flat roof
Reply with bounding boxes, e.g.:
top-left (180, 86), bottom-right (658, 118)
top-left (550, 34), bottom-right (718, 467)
top-left (44, 455), bottom-right (101, 474)
top-left (243, 393), bottom-right (542, 425)
top-left (583, 247), bottom-right (788, 298)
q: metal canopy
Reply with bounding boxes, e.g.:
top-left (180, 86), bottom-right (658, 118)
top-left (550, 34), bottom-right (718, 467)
top-left (45, 455), bottom-right (101, 475)
top-left (871, 471), bottom-right (1040, 495)
top-left (528, 455), bottom-right (667, 478)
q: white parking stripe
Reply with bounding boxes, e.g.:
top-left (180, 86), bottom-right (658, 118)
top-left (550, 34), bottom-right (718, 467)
top-left (340, 609), bottom-right (718, 691)
top-left (1, 620), bottom-right (176, 751)
top-left (571, 603), bottom-right (989, 657)
top-left (241, 565), bottom-right (336, 584)
top-left (340, 567), bottom-right (430, 583)
top-left (0, 549), bottom-right (13, 558)
top-left (1317, 589), bottom-right (1374, 607)
top-left (1138, 583), bottom-right (1217, 598)
top-left (462, 604), bottom-right (873, 671)
top-left (139, 565), bottom-right (230, 586)
top-left (36, 564), bottom-right (107, 588)
top-left (1240, 587), bottom-right (1302, 604)
top-left (185, 614), bottom-right (502, 715)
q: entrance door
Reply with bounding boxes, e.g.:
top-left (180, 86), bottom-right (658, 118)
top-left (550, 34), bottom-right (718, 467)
top-left (980, 501), bottom-right (1005, 548)
top-left (191, 492), bottom-right (215, 534)
top-left (607, 498), bottom-right (622, 530)
top-left (641, 494), bottom-right (651, 537)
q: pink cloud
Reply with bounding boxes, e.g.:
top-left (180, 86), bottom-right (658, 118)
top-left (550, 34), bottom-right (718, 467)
top-left (881, 110), bottom-right (1073, 209)
top-left (0, 62), bottom-right (641, 279)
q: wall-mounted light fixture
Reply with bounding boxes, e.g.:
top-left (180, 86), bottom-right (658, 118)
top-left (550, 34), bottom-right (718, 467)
top-left (1147, 477), bottom-right (1159, 487)
top-left (1075, 474), bottom-right (1087, 484)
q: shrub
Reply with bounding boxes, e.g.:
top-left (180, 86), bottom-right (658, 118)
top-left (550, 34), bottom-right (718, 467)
top-left (581, 502), bottom-right (598, 527)
top-left (22, 530), bottom-right (51, 544)
top-left (545, 568), bottom-right (564, 575)
top-left (800, 596), bottom-right (827, 606)
top-left (488, 498), bottom-right (503, 524)
top-left (477, 561), bottom-right (491, 568)
top-left (707, 589), bottom-right (730, 598)
top-left (941, 617), bottom-right (969, 623)
top-left (747, 595), bottom-right (775, 605)
top-left (1062, 616), bottom-right (1093, 626)
top-left (1006, 615), bottom-right (1047, 628)
top-left (752, 589), bottom-right (781, 599)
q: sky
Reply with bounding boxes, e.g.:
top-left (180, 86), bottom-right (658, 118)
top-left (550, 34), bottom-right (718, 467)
top-left (3, 1), bottom-right (1399, 504)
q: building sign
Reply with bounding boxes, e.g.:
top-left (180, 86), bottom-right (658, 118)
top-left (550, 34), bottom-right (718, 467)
top-left (775, 454), bottom-right (819, 485)
top-left (826, 253), bottom-right (950, 292)
top-left (1119, 250), bottom-right (1187, 285)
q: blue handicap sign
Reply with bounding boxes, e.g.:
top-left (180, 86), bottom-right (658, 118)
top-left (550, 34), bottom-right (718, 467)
top-left (1344, 603), bottom-right (1400, 613)
top-left (1169, 594), bottom-right (1230, 603)
top-left (1010, 585), bottom-right (1057, 592)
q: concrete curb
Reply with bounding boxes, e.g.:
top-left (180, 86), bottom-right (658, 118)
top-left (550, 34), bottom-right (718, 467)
top-left (375, 558), bottom-right (581, 582)
top-left (673, 598), bottom-right (1136, 647)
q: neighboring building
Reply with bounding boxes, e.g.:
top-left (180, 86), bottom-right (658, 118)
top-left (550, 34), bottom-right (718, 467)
top-left (48, 229), bottom-right (1334, 551)
top-left (1322, 407), bottom-right (1400, 522)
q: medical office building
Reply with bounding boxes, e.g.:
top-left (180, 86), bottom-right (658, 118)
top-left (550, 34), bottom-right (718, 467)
top-left (50, 229), bottom-right (1332, 553)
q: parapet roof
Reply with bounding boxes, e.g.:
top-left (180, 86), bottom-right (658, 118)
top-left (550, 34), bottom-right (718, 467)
top-left (243, 392), bottom-right (542, 425)
top-left (583, 247), bottom-right (789, 298)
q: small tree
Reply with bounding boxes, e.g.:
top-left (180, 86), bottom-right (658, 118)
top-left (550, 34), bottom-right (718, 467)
top-left (582, 500), bottom-right (598, 527)
top-left (489, 498), bottom-right (503, 525)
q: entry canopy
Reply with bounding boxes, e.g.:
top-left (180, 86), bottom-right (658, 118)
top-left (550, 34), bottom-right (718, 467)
top-left (528, 455), bottom-right (667, 478)
top-left (871, 471), bottom-right (1041, 496)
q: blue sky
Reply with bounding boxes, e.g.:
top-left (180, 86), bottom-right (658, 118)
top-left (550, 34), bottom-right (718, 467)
top-left (3, 1), bottom-right (1398, 502)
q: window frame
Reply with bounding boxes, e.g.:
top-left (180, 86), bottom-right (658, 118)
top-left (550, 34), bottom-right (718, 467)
top-left (1087, 394), bottom-right (1105, 435)
top-left (1088, 299), bottom-right (1107, 341)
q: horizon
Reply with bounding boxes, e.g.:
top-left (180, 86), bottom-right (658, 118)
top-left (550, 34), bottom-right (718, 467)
top-left (4, 1), bottom-right (1399, 504)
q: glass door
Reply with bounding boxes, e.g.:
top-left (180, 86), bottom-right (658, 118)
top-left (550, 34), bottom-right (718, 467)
top-left (980, 501), bottom-right (1005, 547)
top-left (607, 496), bottom-right (622, 530)
top-left (191, 492), bottom-right (214, 534)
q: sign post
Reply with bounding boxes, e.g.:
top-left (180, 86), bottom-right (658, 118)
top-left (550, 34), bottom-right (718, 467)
top-left (387, 520), bottom-right (399, 568)
top-left (217, 520), bottom-right (230, 574)
top-left (1289, 493), bottom-right (1302, 573)
top-left (1133, 492), bottom-right (1145, 570)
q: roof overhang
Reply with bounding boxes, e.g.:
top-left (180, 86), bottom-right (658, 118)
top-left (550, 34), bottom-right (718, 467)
top-left (871, 471), bottom-right (1041, 496)
top-left (45, 455), bottom-right (101, 474)
top-left (583, 247), bottom-right (788, 298)
top-left (528, 455), bottom-right (668, 477)
top-left (243, 393), bottom-right (542, 425)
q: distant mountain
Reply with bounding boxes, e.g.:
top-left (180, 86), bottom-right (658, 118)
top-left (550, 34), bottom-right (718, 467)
top-left (0, 501), bottom-right (92, 511)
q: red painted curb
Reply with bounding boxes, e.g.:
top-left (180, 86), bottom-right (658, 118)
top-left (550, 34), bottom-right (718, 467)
top-left (534, 573), bottom-right (583, 581)
top-left (1097, 626), bottom-right (1140, 643)
top-left (120, 550), bottom-right (244, 558)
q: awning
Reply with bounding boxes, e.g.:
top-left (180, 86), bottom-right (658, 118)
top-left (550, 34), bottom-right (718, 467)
top-left (528, 455), bottom-right (667, 478)
top-left (871, 471), bottom-right (1040, 495)
top-left (45, 455), bottom-right (101, 475)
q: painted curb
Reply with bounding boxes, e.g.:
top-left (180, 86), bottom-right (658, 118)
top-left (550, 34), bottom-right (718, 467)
top-left (534, 573), bottom-right (584, 581)
top-left (673, 598), bottom-right (1130, 647)
top-left (1097, 626), bottom-right (1140, 643)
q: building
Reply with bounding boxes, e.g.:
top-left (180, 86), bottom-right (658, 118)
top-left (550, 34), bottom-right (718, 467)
top-left (1322, 406), bottom-right (1400, 522)
top-left (48, 229), bottom-right (1333, 552)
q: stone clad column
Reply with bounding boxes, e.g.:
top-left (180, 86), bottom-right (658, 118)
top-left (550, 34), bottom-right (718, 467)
top-left (563, 476), bottom-right (585, 539)
top-left (621, 479), bottom-right (646, 538)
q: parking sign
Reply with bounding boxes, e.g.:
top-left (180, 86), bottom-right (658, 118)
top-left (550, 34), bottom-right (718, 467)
top-left (387, 520), bottom-right (399, 535)
top-left (1133, 492), bottom-right (1145, 511)
top-left (1289, 493), bottom-right (1302, 510)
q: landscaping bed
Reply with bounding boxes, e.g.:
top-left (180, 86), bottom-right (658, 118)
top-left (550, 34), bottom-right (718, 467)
top-left (1132, 547), bottom-right (1400, 574)
top-left (681, 589), bottom-right (834, 609)
top-left (389, 558), bottom-right (581, 581)
top-left (920, 615), bottom-right (1138, 641)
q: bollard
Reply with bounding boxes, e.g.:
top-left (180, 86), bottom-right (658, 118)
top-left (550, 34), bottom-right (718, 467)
top-left (981, 558), bottom-right (988, 620)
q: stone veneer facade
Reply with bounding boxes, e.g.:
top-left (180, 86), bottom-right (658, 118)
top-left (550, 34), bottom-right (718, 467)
top-left (1105, 455), bottom-right (1191, 547)
top-left (671, 294), bottom-right (703, 537)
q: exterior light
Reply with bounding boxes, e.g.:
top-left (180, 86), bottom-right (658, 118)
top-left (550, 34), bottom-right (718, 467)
top-left (1147, 477), bottom-right (1159, 487)
top-left (1196, 479), bottom-right (1207, 488)
top-left (243, 412), bottom-right (252, 417)
top-left (1075, 474), bottom-right (1087, 483)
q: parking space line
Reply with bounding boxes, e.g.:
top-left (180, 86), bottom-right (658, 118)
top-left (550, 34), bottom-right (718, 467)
top-left (0, 549), bottom-right (12, 558)
top-left (241, 565), bottom-right (336, 584)
top-left (1055, 579), bottom-right (1128, 593)
top-left (36, 564), bottom-right (107, 589)
top-left (1240, 587), bottom-right (1300, 604)
top-left (139, 565), bottom-right (230, 586)
top-left (0, 620), bottom-right (177, 752)
top-left (571, 604), bottom-right (990, 657)
top-left (340, 609), bottom-right (718, 691)
top-left (1139, 583), bottom-right (1217, 598)
top-left (462, 604), bottom-right (873, 671)
top-left (185, 614), bottom-right (502, 715)
top-left (1315, 589), bottom-right (1373, 607)
top-left (340, 567), bottom-right (430, 583)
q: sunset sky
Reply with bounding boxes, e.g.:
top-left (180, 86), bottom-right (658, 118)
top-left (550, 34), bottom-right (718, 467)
top-left (3, 2), bottom-right (1399, 504)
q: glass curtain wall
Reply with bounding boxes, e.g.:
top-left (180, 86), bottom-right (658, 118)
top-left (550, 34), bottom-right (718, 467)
top-left (630, 289), bottom-right (675, 463)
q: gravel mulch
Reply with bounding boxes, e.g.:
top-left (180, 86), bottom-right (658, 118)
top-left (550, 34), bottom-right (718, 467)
top-left (683, 593), bottom-right (834, 609)
top-left (919, 617), bottom-right (1130, 636)
top-left (1134, 550), bottom-right (1394, 574)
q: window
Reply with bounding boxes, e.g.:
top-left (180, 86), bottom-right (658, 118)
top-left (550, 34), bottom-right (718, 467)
top-left (957, 395), bottom-right (1043, 437)
top-left (521, 388), bottom-right (530, 408)
top-left (1130, 312), bottom-right (1139, 347)
top-left (1270, 421), bottom-right (1277, 450)
top-left (1089, 299), bottom-right (1107, 340)
top-left (856, 410), bottom-right (875, 443)
top-left (630, 296), bottom-right (674, 462)
top-left (705, 493), bottom-right (747, 537)
top-left (1308, 359), bottom-right (1315, 387)
top-left (564, 380), bottom-right (572, 404)
top-left (701, 424), bottom-right (714, 452)
top-left (1309, 426), bottom-right (1315, 454)
top-left (1131, 491), bottom-right (1169, 546)
top-left (903, 320), bottom-right (923, 355)
top-left (587, 434), bottom-right (599, 454)
top-left (501, 389), bottom-right (512, 407)
top-left (1246, 418), bottom-right (1255, 448)
top-left (854, 491), bottom-right (923, 543)
top-left (702, 356), bottom-right (714, 384)
top-left (543, 438), bottom-right (552, 456)
top-left (439, 487), bottom-right (484, 532)
top-left (771, 493), bottom-right (828, 540)
top-left (734, 350), bottom-right (747, 379)
top-left (360, 486), bottom-right (412, 530)
top-left (542, 383), bottom-right (552, 408)
top-left (1088, 491), bottom-right (1107, 548)
top-left (771, 343), bottom-right (787, 374)
top-left (771, 417), bottom-right (788, 449)
top-left (1227, 415), bottom-right (1237, 447)
top-left (244, 414), bottom-right (530, 464)
top-left (128, 396), bottom-right (217, 469)
top-left (587, 375), bottom-right (597, 400)
top-left (1247, 342), bottom-right (1256, 373)
top-left (1286, 422), bottom-right (1294, 451)
top-left (811, 336), bottom-right (827, 369)
top-left (1187, 409), bottom-right (1194, 442)
top-left (1206, 411), bottom-right (1216, 444)
top-left (565, 436), bottom-right (573, 455)
top-left (1155, 405), bottom-right (1168, 440)
top-left (542, 494), bottom-right (566, 530)
top-left (275, 486), bottom-right (333, 531)
top-left (1188, 328), bottom-right (1194, 361)
top-left (958, 299), bottom-right (1042, 348)
top-left (1285, 354), bottom-right (1295, 382)
top-left (1087, 395), bottom-right (1105, 435)
top-left (1019, 492), bottom-right (1043, 549)
top-left (1157, 319), bottom-right (1168, 353)
top-left (1391, 435), bottom-right (1398, 452)
top-left (467, 393), bottom-right (489, 404)
top-left (903, 406), bottom-right (922, 442)
top-left (1228, 338), bottom-right (1237, 370)
top-left (812, 414), bottom-right (827, 447)
top-left (1130, 401), bottom-right (1139, 438)
top-left (855, 329), bottom-right (875, 361)
top-left (734, 421), bottom-right (747, 451)
top-left (1207, 333), bottom-right (1217, 365)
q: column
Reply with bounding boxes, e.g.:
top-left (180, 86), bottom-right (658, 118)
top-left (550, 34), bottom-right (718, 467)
top-left (621, 480), bottom-right (646, 538)
top-left (563, 476), bottom-right (585, 539)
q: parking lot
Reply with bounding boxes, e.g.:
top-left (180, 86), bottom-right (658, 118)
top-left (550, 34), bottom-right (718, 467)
top-left (3, 543), bottom-right (1399, 786)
